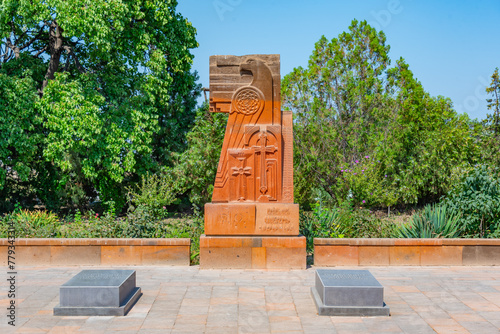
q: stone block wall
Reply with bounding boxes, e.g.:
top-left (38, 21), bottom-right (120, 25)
top-left (0, 238), bottom-right (190, 266)
top-left (314, 238), bottom-right (500, 266)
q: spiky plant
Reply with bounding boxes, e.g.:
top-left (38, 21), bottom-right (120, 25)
top-left (397, 204), bottom-right (461, 238)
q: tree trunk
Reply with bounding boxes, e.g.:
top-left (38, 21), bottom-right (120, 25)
top-left (41, 20), bottom-right (64, 91)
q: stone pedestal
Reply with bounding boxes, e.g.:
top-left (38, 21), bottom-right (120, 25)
top-left (54, 270), bottom-right (141, 316)
top-left (201, 202), bottom-right (304, 269)
top-left (205, 203), bottom-right (299, 235)
top-left (200, 235), bottom-right (306, 269)
top-left (311, 269), bottom-right (390, 316)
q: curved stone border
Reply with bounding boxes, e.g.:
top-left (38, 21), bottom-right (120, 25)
top-left (314, 238), bottom-right (500, 266)
top-left (0, 238), bottom-right (190, 266)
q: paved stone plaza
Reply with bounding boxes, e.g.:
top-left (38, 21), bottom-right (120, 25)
top-left (2, 265), bottom-right (500, 333)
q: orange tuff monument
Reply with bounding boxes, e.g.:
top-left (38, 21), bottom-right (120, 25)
top-left (200, 54), bottom-right (306, 269)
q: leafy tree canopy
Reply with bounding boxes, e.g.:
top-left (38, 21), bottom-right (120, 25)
top-left (283, 19), bottom-right (478, 208)
top-left (481, 68), bottom-right (500, 168)
top-left (0, 0), bottom-right (199, 212)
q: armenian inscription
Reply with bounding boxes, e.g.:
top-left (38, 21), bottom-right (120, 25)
top-left (322, 273), bottom-right (368, 280)
top-left (255, 203), bottom-right (299, 235)
top-left (80, 273), bottom-right (122, 280)
top-left (261, 207), bottom-right (292, 232)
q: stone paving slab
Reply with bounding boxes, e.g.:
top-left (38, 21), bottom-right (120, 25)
top-left (1, 266), bottom-right (500, 333)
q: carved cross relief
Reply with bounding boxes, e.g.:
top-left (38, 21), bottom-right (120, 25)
top-left (244, 125), bottom-right (280, 202)
top-left (229, 150), bottom-right (252, 202)
top-left (253, 131), bottom-right (276, 194)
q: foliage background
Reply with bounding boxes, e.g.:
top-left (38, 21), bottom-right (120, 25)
top-left (1, 10), bottom-right (499, 240)
top-left (0, 0), bottom-right (199, 213)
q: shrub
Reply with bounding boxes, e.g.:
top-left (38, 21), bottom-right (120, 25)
top-left (170, 213), bottom-right (204, 265)
top-left (57, 211), bottom-right (122, 238)
top-left (0, 207), bottom-right (204, 263)
top-left (337, 156), bottom-right (398, 208)
top-left (300, 203), bottom-right (398, 253)
top-left (121, 206), bottom-right (166, 238)
top-left (166, 103), bottom-right (227, 210)
top-left (121, 209), bottom-right (204, 264)
top-left (300, 204), bottom-right (345, 253)
top-left (442, 165), bottom-right (500, 237)
top-left (126, 172), bottom-right (177, 219)
top-left (0, 209), bottom-right (60, 238)
top-left (396, 204), bottom-right (461, 238)
top-left (342, 208), bottom-right (398, 238)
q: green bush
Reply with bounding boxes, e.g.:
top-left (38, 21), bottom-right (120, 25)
top-left (166, 103), bottom-right (227, 210)
top-left (0, 208), bottom-right (205, 264)
top-left (123, 208), bottom-right (204, 264)
top-left (341, 208), bottom-right (398, 238)
top-left (170, 213), bottom-right (204, 265)
top-left (126, 173), bottom-right (177, 220)
top-left (0, 209), bottom-right (60, 238)
top-left (300, 204), bottom-right (345, 253)
top-left (442, 165), bottom-right (500, 237)
top-left (337, 157), bottom-right (397, 208)
top-left (57, 211), bottom-right (123, 238)
top-left (300, 203), bottom-right (398, 253)
top-left (396, 204), bottom-right (461, 238)
top-left (489, 227), bottom-right (500, 238)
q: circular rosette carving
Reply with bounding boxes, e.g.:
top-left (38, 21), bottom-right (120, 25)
top-left (231, 86), bottom-right (265, 115)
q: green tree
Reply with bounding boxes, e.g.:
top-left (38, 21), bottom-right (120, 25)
top-left (0, 68), bottom-right (40, 210)
top-left (486, 68), bottom-right (500, 134)
top-left (0, 0), bottom-right (198, 212)
top-left (152, 70), bottom-right (201, 166)
top-left (442, 165), bottom-right (500, 237)
top-left (481, 68), bottom-right (500, 167)
top-left (386, 59), bottom-right (479, 204)
top-left (282, 20), bottom-right (396, 208)
top-left (167, 102), bottom-right (228, 210)
top-left (282, 19), bottom-right (478, 209)
top-left (128, 103), bottom-right (227, 214)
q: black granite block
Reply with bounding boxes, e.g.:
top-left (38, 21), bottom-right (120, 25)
top-left (311, 269), bottom-right (390, 316)
top-left (54, 270), bottom-right (141, 316)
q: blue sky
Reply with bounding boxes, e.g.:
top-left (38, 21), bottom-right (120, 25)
top-left (177, 0), bottom-right (500, 120)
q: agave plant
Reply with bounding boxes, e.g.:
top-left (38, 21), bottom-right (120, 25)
top-left (397, 204), bottom-right (462, 238)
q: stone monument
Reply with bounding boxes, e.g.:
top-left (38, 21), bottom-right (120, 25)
top-left (311, 269), bottom-right (390, 316)
top-left (200, 54), bottom-right (306, 269)
top-left (54, 270), bottom-right (142, 316)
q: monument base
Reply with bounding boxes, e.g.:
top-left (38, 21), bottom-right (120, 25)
top-left (311, 287), bottom-right (390, 316)
top-left (204, 202), bottom-right (299, 235)
top-left (199, 235), bottom-right (306, 269)
top-left (54, 270), bottom-right (142, 316)
top-left (311, 269), bottom-right (390, 316)
top-left (54, 287), bottom-right (141, 316)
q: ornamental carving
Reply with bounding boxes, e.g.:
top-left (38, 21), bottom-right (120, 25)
top-left (209, 54), bottom-right (294, 204)
top-left (232, 86), bottom-right (265, 115)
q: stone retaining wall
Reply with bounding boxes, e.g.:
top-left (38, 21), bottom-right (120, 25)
top-left (0, 238), bottom-right (190, 266)
top-left (314, 238), bottom-right (500, 266)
